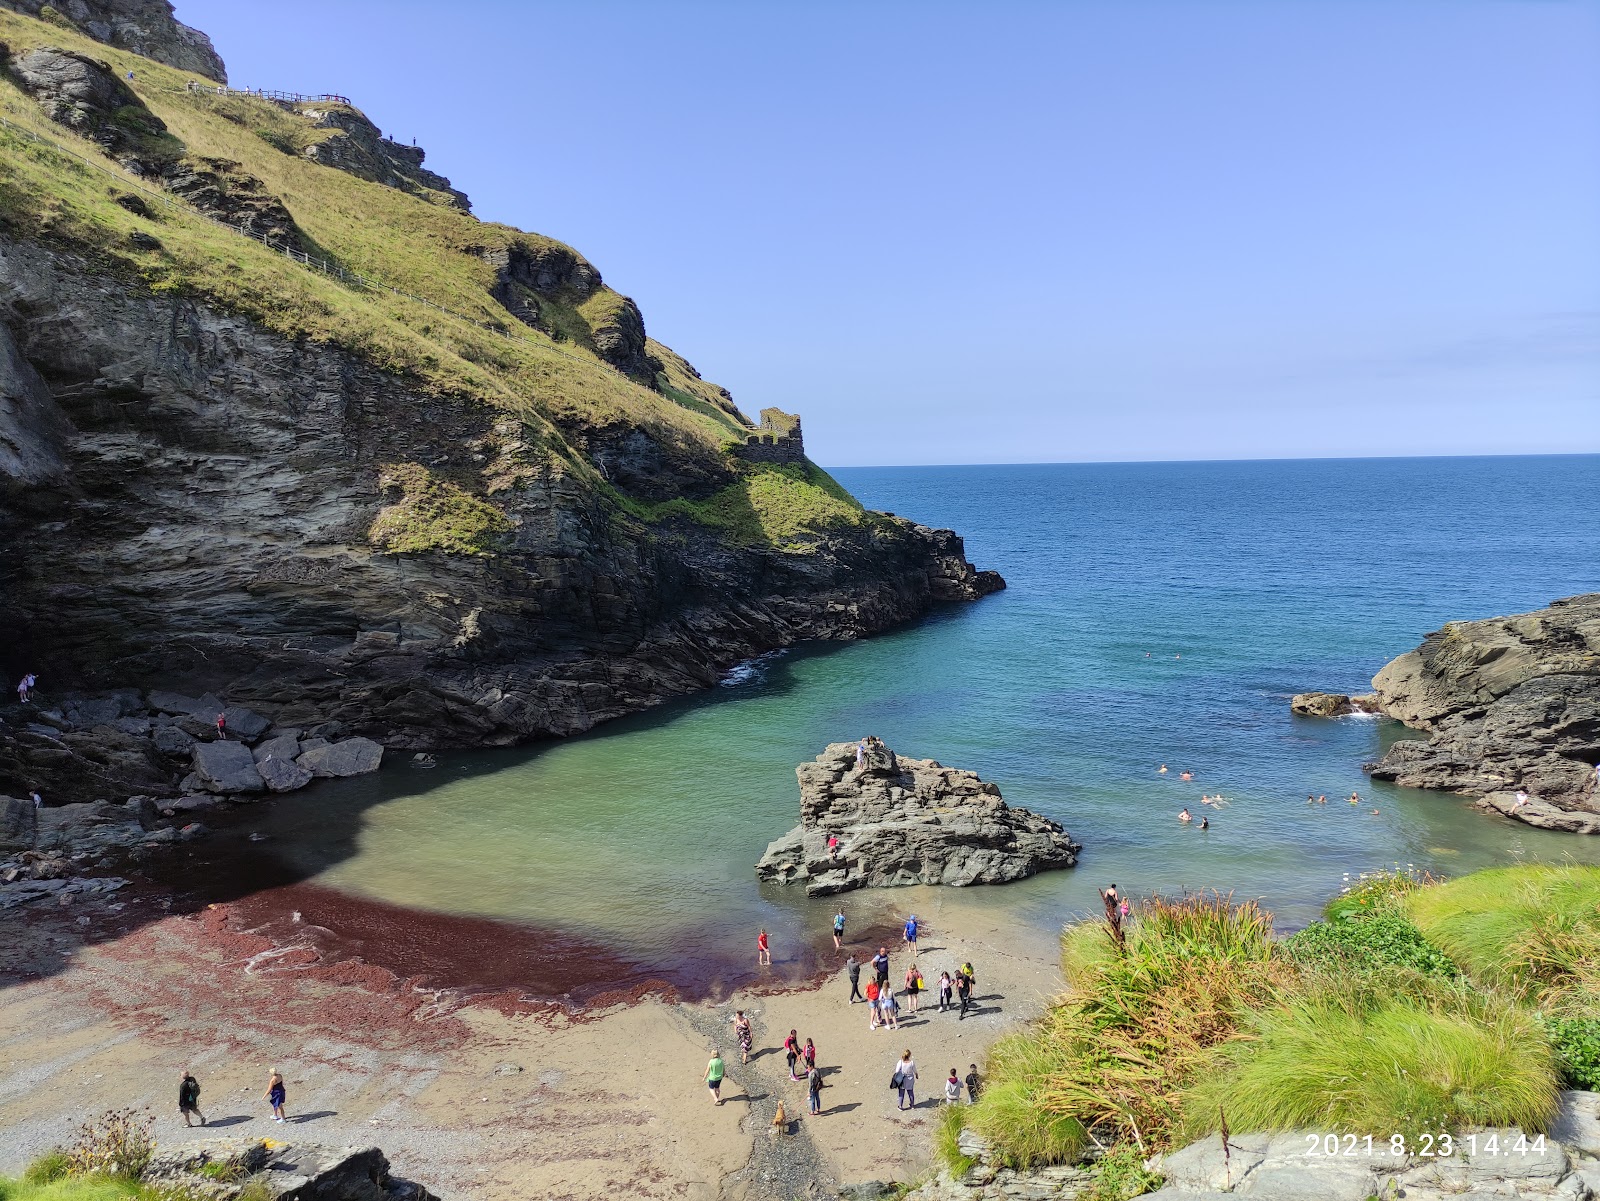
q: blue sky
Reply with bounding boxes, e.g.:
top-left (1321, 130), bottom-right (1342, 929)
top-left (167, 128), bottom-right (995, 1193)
top-left (178, 1), bottom-right (1600, 467)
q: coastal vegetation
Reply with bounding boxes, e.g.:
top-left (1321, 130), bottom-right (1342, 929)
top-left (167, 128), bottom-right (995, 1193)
top-left (948, 864), bottom-right (1600, 1194)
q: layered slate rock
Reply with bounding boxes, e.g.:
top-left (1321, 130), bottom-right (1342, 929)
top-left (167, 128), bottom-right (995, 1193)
top-left (1365, 594), bottom-right (1600, 828)
top-left (143, 1135), bottom-right (437, 1200)
top-left (755, 741), bottom-right (1079, 896)
top-left (1289, 691), bottom-right (1379, 717)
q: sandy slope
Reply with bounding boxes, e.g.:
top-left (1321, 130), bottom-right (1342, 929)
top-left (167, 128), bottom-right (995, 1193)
top-left (0, 888), bottom-right (1062, 1199)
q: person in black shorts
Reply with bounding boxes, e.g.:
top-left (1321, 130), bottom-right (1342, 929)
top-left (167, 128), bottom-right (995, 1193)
top-left (846, 955), bottom-right (863, 1003)
top-left (178, 1069), bottom-right (205, 1126)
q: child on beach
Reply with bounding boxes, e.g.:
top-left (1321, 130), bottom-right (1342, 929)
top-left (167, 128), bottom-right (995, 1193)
top-left (938, 970), bottom-right (953, 1012)
top-left (945, 1068), bottom-right (962, 1103)
top-left (803, 1038), bottom-right (816, 1073)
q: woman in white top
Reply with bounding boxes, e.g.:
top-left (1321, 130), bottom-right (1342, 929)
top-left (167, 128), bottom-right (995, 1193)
top-left (895, 1050), bottom-right (917, 1110)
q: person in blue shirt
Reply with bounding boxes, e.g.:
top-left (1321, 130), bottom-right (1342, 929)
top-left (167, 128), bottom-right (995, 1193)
top-left (903, 915), bottom-right (919, 950)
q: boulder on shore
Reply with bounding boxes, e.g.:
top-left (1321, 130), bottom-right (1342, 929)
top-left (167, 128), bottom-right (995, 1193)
top-left (142, 1135), bottom-right (437, 1200)
top-left (1290, 691), bottom-right (1380, 717)
top-left (1364, 593), bottom-right (1600, 824)
top-left (297, 736), bottom-right (384, 778)
top-left (190, 740), bottom-right (264, 793)
top-left (755, 741), bottom-right (1079, 896)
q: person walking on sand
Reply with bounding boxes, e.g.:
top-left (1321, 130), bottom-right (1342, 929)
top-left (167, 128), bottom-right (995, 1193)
top-left (808, 1063), bottom-right (824, 1115)
top-left (833, 909), bottom-right (846, 949)
top-left (904, 962), bottom-right (925, 1013)
top-left (966, 1063), bottom-right (982, 1101)
top-left (956, 969), bottom-right (973, 1019)
top-left (178, 1069), bottom-right (205, 1127)
top-left (865, 978), bottom-right (881, 1028)
top-left (894, 1050), bottom-right (918, 1111)
top-left (705, 1051), bottom-right (726, 1104)
top-left (846, 955), bottom-right (863, 1003)
top-left (903, 913), bottom-right (919, 952)
top-left (944, 1068), bottom-right (962, 1104)
top-left (733, 1010), bottom-right (753, 1064)
top-left (938, 970), bottom-right (953, 1012)
top-left (757, 928), bottom-right (770, 966)
top-left (784, 1029), bottom-right (803, 1080)
top-left (263, 1069), bottom-right (287, 1123)
top-left (872, 946), bottom-right (890, 991)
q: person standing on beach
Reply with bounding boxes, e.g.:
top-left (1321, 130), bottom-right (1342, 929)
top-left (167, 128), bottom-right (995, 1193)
top-left (803, 1037), bottom-right (817, 1074)
top-left (881, 988), bottom-right (900, 1030)
top-left (833, 909), bottom-right (846, 949)
top-left (263, 1069), bottom-right (287, 1123)
top-left (846, 955), bottom-right (863, 1003)
top-left (894, 1050), bottom-right (917, 1111)
top-left (757, 928), bottom-right (771, 966)
top-left (865, 977), bottom-right (881, 1026)
top-left (956, 970), bottom-right (973, 1019)
top-left (178, 1069), bottom-right (205, 1126)
top-left (705, 1051), bottom-right (725, 1104)
top-left (903, 914), bottom-right (919, 952)
top-left (808, 1063), bottom-right (824, 1115)
top-left (903, 962), bottom-right (921, 1014)
top-left (872, 946), bottom-right (890, 992)
top-left (938, 970), bottom-right (953, 1012)
top-left (784, 1029), bottom-right (802, 1079)
top-left (944, 1068), bottom-right (962, 1104)
top-left (966, 1063), bottom-right (982, 1101)
top-left (733, 1010), bottom-right (753, 1064)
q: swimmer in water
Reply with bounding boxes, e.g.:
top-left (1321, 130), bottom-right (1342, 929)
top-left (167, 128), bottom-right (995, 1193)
top-left (1318, 794), bottom-right (1327, 804)
top-left (1306, 795), bottom-right (1315, 805)
top-left (1179, 808), bottom-right (1192, 823)
top-left (1199, 816), bottom-right (1209, 830)
top-left (1158, 764), bottom-right (1168, 774)
top-left (1349, 793), bottom-right (1360, 805)
top-left (1180, 771), bottom-right (1193, 781)
top-left (1371, 809), bottom-right (1380, 815)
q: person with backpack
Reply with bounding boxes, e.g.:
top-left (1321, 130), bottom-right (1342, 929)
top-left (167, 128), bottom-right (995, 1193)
top-left (903, 963), bottom-right (922, 1014)
top-left (956, 970), bottom-right (973, 1019)
top-left (178, 1069), bottom-right (205, 1126)
top-left (892, 1050), bottom-right (917, 1111)
top-left (966, 1063), bottom-right (982, 1102)
top-left (807, 1063), bottom-right (824, 1115)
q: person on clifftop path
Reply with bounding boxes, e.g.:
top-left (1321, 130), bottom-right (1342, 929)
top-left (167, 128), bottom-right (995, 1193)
top-left (846, 955), bottom-right (863, 1003)
top-left (263, 1069), bottom-right (287, 1123)
top-left (733, 1011), bottom-right (753, 1064)
top-left (872, 947), bottom-right (890, 991)
top-left (833, 909), bottom-right (846, 949)
top-left (903, 914), bottom-right (919, 951)
top-left (705, 1052), bottom-right (725, 1104)
top-left (757, 928), bottom-right (770, 966)
top-left (178, 1069), bottom-right (205, 1127)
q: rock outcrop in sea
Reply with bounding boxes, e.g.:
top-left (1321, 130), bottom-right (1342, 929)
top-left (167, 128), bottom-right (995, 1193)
top-left (1296, 594), bottom-right (1600, 832)
top-left (755, 741), bottom-right (1079, 895)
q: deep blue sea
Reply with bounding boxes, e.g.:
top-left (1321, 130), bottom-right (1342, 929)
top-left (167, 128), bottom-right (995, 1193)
top-left (246, 456), bottom-right (1600, 994)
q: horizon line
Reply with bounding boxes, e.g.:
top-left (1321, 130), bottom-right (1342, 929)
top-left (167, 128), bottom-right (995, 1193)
top-left (825, 450), bottom-right (1600, 471)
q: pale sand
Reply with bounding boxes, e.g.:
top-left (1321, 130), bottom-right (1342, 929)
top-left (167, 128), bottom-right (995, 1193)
top-left (0, 886), bottom-right (1063, 1199)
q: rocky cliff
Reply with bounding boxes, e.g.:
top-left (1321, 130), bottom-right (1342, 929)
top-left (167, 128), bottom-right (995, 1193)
top-left (0, 7), bottom-right (1003, 801)
top-left (1366, 594), bottom-right (1600, 831)
top-left (756, 741), bottom-right (1078, 895)
top-left (0, 0), bottom-right (224, 80)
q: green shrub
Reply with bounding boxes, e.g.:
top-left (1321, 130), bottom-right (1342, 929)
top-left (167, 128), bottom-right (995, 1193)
top-left (1284, 910), bottom-right (1457, 978)
top-left (1080, 1144), bottom-right (1163, 1201)
top-left (1548, 1016), bottom-right (1600, 1090)
top-left (1323, 869), bottom-right (1429, 922)
top-left (932, 1102), bottom-right (975, 1175)
top-left (63, 1109), bottom-right (154, 1181)
top-left (22, 1154), bottom-right (69, 1186)
top-left (1183, 983), bottom-right (1559, 1141)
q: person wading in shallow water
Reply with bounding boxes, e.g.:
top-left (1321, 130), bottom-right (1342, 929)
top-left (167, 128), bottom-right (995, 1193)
top-left (833, 909), bottom-right (846, 949)
top-left (263, 1069), bottom-right (287, 1123)
top-left (757, 928), bottom-right (771, 966)
top-left (178, 1069), bottom-right (205, 1126)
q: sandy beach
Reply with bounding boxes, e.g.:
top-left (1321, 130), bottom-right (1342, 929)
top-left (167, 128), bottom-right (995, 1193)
top-left (0, 884), bottom-right (1062, 1199)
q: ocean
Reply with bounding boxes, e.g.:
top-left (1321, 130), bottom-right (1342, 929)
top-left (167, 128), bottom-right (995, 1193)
top-left (227, 455), bottom-right (1600, 999)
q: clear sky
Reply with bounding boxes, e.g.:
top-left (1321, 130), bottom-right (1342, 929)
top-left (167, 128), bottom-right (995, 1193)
top-left (177, 0), bottom-right (1600, 467)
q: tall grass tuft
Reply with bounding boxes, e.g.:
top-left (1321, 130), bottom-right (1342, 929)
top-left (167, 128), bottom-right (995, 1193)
top-left (1183, 981), bottom-right (1559, 1140)
top-left (1406, 865), bottom-right (1600, 999)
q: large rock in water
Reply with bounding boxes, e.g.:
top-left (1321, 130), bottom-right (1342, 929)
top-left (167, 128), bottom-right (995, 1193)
top-left (297, 736), bottom-right (384, 778)
top-left (755, 741), bottom-right (1079, 895)
top-left (1366, 594), bottom-right (1600, 827)
top-left (190, 740), bottom-right (264, 793)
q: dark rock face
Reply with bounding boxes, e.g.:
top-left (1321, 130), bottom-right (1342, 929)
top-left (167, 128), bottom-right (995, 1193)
top-left (1289, 691), bottom-right (1380, 718)
top-left (756, 741), bottom-right (1079, 895)
top-left (1366, 594), bottom-right (1600, 823)
top-left (162, 156), bottom-right (306, 246)
top-left (8, 44), bottom-right (171, 162)
top-left (1, 0), bottom-right (227, 81)
top-left (142, 1136), bottom-right (438, 1201)
top-left (298, 103), bottom-right (470, 210)
top-left (0, 237), bottom-right (1004, 783)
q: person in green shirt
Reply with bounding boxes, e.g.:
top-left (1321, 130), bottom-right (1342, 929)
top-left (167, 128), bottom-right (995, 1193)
top-left (705, 1052), bottom-right (726, 1104)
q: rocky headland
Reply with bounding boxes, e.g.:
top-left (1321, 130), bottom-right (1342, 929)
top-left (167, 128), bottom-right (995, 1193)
top-left (755, 740), bottom-right (1079, 895)
top-left (0, 3), bottom-right (1003, 813)
top-left (1297, 594), bottom-right (1600, 832)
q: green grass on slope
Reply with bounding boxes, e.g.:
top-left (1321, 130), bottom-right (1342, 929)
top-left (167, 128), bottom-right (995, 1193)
top-left (0, 7), bottom-right (745, 470)
top-left (617, 462), bottom-right (868, 549)
top-left (1183, 984), bottom-right (1558, 1141)
top-left (0, 1177), bottom-right (145, 1201)
top-left (1406, 864), bottom-right (1600, 995)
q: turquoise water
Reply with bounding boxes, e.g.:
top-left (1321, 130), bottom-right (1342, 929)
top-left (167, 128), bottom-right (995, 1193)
top-left (246, 456), bottom-right (1600, 989)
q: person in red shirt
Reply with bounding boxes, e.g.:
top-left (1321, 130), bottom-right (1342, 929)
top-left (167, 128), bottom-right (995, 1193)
top-left (757, 928), bottom-right (770, 966)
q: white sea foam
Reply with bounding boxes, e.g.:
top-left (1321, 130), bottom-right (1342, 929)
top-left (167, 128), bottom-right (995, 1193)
top-left (718, 648), bottom-right (787, 687)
